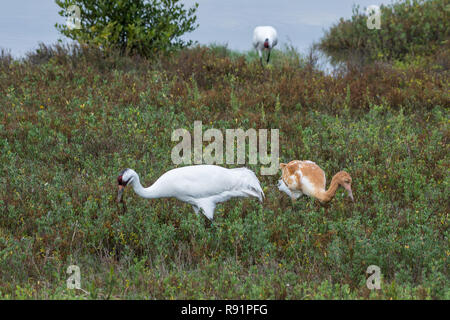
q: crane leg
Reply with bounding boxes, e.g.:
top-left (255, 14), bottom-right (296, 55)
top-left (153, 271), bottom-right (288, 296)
top-left (192, 205), bottom-right (200, 215)
top-left (258, 50), bottom-right (264, 67)
top-left (198, 200), bottom-right (216, 221)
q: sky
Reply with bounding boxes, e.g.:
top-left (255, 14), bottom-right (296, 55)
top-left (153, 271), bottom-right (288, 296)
top-left (0, 0), bottom-right (390, 58)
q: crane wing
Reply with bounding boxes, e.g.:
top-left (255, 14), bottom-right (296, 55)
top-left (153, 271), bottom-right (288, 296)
top-left (152, 165), bottom-right (264, 202)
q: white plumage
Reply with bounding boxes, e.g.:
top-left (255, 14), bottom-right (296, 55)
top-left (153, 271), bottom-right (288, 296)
top-left (253, 26), bottom-right (278, 65)
top-left (117, 165), bottom-right (264, 221)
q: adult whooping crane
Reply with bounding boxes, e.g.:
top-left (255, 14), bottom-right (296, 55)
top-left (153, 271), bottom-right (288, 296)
top-left (117, 165), bottom-right (264, 221)
top-left (253, 26), bottom-right (278, 65)
top-left (278, 160), bottom-right (354, 203)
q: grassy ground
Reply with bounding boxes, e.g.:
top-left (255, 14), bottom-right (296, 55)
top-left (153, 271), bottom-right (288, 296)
top-left (0, 44), bottom-right (448, 299)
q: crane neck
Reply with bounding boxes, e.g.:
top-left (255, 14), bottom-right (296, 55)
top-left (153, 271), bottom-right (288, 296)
top-left (129, 174), bottom-right (164, 199)
top-left (317, 174), bottom-right (340, 203)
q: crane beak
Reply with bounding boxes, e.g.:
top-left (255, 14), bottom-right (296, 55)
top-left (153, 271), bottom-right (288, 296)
top-left (117, 185), bottom-right (124, 203)
top-left (344, 185), bottom-right (354, 202)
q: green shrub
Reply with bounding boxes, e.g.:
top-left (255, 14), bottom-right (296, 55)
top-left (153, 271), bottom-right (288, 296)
top-left (319, 0), bottom-right (449, 66)
top-left (55, 0), bottom-right (198, 57)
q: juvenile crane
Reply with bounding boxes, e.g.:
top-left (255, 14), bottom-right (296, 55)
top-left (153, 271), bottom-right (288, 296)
top-left (278, 160), bottom-right (354, 203)
top-left (253, 26), bottom-right (278, 65)
top-left (117, 165), bottom-right (264, 221)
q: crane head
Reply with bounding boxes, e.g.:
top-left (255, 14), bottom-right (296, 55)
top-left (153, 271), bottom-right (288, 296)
top-left (336, 171), bottom-right (354, 202)
top-left (264, 38), bottom-right (269, 49)
top-left (117, 168), bottom-right (132, 203)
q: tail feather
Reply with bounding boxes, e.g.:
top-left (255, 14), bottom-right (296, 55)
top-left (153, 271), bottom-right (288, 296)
top-left (231, 167), bottom-right (265, 202)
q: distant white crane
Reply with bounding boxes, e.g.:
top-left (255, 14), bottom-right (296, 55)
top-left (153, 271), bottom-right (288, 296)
top-left (117, 165), bottom-right (264, 221)
top-left (253, 26), bottom-right (278, 65)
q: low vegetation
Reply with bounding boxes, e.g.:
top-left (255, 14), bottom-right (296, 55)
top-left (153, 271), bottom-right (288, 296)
top-left (0, 41), bottom-right (448, 299)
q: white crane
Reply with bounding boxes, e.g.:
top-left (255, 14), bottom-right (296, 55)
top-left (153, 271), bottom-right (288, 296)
top-left (117, 165), bottom-right (264, 221)
top-left (253, 26), bottom-right (278, 65)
